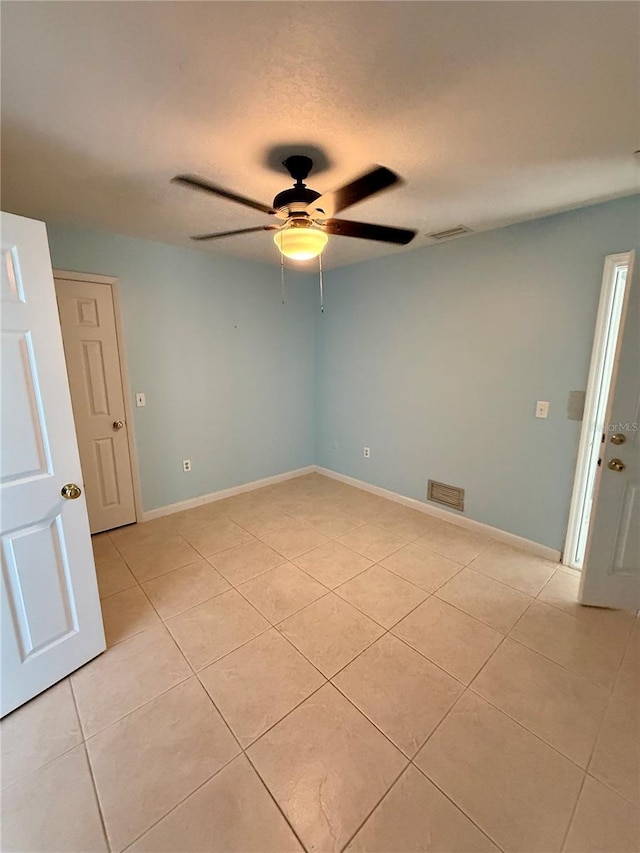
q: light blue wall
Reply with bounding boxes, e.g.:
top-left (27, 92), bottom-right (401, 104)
top-left (47, 224), bottom-right (315, 511)
top-left (48, 196), bottom-right (639, 547)
top-left (315, 195), bottom-right (640, 550)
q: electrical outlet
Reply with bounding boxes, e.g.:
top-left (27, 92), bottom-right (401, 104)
top-left (182, 459), bottom-right (191, 472)
top-left (363, 446), bottom-right (370, 458)
top-left (535, 401), bottom-right (549, 419)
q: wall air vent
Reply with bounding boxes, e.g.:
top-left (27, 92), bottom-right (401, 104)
top-left (428, 225), bottom-right (472, 241)
top-left (427, 480), bottom-right (465, 511)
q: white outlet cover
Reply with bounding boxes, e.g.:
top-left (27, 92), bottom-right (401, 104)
top-left (135, 392), bottom-right (146, 407)
top-left (535, 401), bottom-right (549, 418)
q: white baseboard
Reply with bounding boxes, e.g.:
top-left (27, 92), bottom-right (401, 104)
top-left (142, 466), bottom-right (316, 522)
top-left (141, 462), bottom-right (561, 563)
top-left (314, 466), bottom-right (561, 563)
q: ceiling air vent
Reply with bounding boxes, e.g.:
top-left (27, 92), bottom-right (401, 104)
top-left (428, 479), bottom-right (465, 511)
top-left (428, 225), bottom-right (472, 241)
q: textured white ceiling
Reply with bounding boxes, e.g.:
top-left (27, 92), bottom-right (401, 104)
top-left (1, 1), bottom-right (638, 269)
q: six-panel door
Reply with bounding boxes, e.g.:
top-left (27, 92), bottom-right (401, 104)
top-left (55, 277), bottom-right (136, 533)
top-left (1, 212), bottom-right (105, 717)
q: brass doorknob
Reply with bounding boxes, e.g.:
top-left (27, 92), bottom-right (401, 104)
top-left (61, 483), bottom-right (82, 499)
top-left (113, 420), bottom-right (124, 430)
top-left (610, 433), bottom-right (626, 445)
top-left (608, 458), bottom-right (626, 472)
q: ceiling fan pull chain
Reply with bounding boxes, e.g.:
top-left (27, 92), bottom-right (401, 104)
top-left (319, 252), bottom-right (324, 314)
top-left (280, 251), bottom-right (285, 304)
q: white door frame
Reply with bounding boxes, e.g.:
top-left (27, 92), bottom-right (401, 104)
top-left (563, 251), bottom-right (633, 569)
top-left (53, 269), bottom-right (144, 525)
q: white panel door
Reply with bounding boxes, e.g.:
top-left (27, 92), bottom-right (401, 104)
top-left (55, 277), bottom-right (136, 533)
top-left (1, 212), bottom-right (105, 717)
top-left (580, 251), bottom-right (640, 611)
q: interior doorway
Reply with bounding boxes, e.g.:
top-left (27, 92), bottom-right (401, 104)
top-left (564, 252), bottom-right (631, 570)
top-left (54, 270), bottom-right (141, 533)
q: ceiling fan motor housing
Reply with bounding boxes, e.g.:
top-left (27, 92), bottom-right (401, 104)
top-left (272, 185), bottom-right (321, 216)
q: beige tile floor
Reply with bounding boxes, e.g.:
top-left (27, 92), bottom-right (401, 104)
top-left (1, 473), bottom-right (639, 852)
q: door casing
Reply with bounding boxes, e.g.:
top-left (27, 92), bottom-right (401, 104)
top-left (563, 252), bottom-right (632, 569)
top-left (578, 250), bottom-right (639, 610)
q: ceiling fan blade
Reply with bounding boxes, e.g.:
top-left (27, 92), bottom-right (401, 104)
top-left (173, 174), bottom-right (275, 215)
top-left (190, 225), bottom-right (278, 241)
top-left (324, 218), bottom-right (417, 245)
top-left (307, 166), bottom-right (401, 217)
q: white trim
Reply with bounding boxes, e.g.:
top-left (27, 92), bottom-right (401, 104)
top-left (563, 252), bottom-right (633, 569)
top-left (110, 279), bottom-right (145, 523)
top-left (315, 466), bottom-right (561, 562)
top-left (140, 463), bottom-right (559, 561)
top-left (52, 269), bottom-right (117, 286)
top-left (142, 466), bottom-right (317, 521)
top-left (53, 268), bottom-right (144, 524)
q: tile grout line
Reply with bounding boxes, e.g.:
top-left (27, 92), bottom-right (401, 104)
top-left (406, 607), bottom-right (593, 853)
top-left (104, 580), bottom-right (615, 813)
top-left (503, 612), bottom-right (627, 695)
top-left (430, 583), bottom-right (533, 635)
top-left (119, 751), bottom-right (243, 852)
top-left (531, 565), bottom-right (637, 643)
top-left (100, 495), bottom-right (585, 696)
top-left (0, 678), bottom-right (97, 794)
top-left (371, 680), bottom-right (512, 853)
top-left (463, 681), bottom-right (593, 775)
top-left (113, 510), bottom-right (425, 670)
top-left (336, 756), bottom-right (412, 852)
top-left (68, 678), bottom-right (111, 852)
top-left (81, 665), bottom-right (195, 744)
top-left (125, 539), bottom-right (506, 704)
top-left (469, 595), bottom-right (537, 684)
top-left (148, 577), bottom-right (470, 853)
top-left (77, 572), bottom-right (199, 740)
top-left (107, 573), bottom-right (313, 852)
top-left (459, 588), bottom-right (636, 776)
top-left (558, 770), bottom-right (589, 853)
top-left (241, 753), bottom-right (311, 853)
top-left (446, 562), bottom-right (545, 599)
top-left (501, 632), bottom-right (618, 694)
top-left (232, 582), bottom-right (333, 630)
top-left (409, 755), bottom-right (509, 853)
top-left (174, 576), bottom-right (329, 853)
top-left (395, 600), bottom-right (573, 789)
top-left (87, 476), bottom-right (630, 851)
top-left (182, 602), bottom-right (421, 852)
top-left (580, 632), bottom-right (638, 809)
top-left (106, 493), bottom-right (498, 613)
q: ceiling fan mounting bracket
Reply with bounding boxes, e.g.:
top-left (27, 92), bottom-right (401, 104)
top-left (283, 155), bottom-right (314, 185)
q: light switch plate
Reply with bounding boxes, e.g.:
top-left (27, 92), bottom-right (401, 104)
top-left (136, 392), bottom-right (146, 407)
top-left (535, 400), bottom-right (549, 418)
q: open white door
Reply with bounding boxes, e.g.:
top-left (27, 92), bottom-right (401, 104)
top-left (580, 251), bottom-right (640, 611)
top-left (1, 212), bottom-right (105, 717)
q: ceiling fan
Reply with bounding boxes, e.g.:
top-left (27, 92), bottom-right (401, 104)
top-left (172, 155), bottom-right (417, 261)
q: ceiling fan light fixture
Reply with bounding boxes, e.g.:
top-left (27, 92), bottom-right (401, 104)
top-left (274, 223), bottom-right (328, 261)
